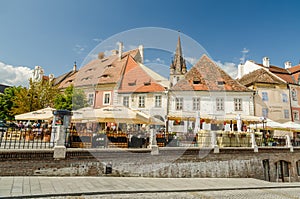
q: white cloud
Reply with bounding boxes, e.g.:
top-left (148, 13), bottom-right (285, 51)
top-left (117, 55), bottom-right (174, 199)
top-left (185, 56), bottom-right (198, 65)
top-left (0, 61), bottom-right (32, 87)
top-left (155, 58), bottom-right (165, 64)
top-left (143, 57), bottom-right (166, 65)
top-left (216, 61), bottom-right (238, 79)
top-left (73, 44), bottom-right (86, 54)
top-left (126, 44), bottom-right (138, 51)
top-left (93, 38), bottom-right (102, 43)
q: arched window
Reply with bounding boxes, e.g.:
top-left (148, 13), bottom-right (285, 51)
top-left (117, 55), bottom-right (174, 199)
top-left (275, 160), bottom-right (290, 182)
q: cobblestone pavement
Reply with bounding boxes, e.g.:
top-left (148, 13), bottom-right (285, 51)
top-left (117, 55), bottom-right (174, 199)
top-left (38, 188), bottom-right (300, 199)
top-left (1, 177), bottom-right (300, 198)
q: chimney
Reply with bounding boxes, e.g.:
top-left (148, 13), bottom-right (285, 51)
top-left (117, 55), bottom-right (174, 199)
top-left (49, 74), bottom-right (54, 82)
top-left (111, 50), bottom-right (118, 56)
top-left (237, 63), bottom-right (244, 79)
top-left (138, 45), bottom-right (144, 63)
top-left (73, 61), bottom-right (77, 71)
top-left (285, 61), bottom-right (292, 69)
top-left (262, 57), bottom-right (270, 67)
top-left (118, 42), bottom-right (123, 61)
top-left (98, 52), bottom-right (105, 59)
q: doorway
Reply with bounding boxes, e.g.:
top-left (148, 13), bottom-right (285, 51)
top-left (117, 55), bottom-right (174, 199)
top-left (262, 159), bottom-right (270, 181)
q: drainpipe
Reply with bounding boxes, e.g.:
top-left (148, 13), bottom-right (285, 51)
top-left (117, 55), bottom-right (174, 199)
top-left (287, 84), bottom-right (293, 122)
top-left (166, 90), bottom-right (170, 133)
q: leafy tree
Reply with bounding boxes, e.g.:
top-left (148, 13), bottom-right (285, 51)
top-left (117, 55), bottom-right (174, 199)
top-left (0, 86), bottom-right (23, 120)
top-left (11, 78), bottom-right (59, 115)
top-left (54, 85), bottom-right (87, 111)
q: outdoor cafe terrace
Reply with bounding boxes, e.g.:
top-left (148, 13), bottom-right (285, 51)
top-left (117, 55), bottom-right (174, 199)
top-left (1, 106), bottom-right (299, 150)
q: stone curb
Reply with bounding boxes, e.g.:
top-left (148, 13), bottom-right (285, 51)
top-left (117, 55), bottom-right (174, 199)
top-left (3, 185), bottom-right (300, 198)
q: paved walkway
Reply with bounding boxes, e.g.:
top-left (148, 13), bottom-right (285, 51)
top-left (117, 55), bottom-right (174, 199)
top-left (1, 177), bottom-right (300, 198)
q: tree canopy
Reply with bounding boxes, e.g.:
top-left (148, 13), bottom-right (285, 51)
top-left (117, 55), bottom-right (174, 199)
top-left (54, 85), bottom-right (87, 111)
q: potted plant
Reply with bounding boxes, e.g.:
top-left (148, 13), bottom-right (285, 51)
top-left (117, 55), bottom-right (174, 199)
top-left (267, 137), bottom-right (275, 146)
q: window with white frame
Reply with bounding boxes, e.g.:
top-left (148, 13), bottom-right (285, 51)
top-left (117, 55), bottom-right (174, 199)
top-left (216, 98), bottom-right (224, 111)
top-left (175, 98), bottom-right (183, 110)
top-left (262, 108), bottom-right (268, 118)
top-left (123, 96), bottom-right (129, 107)
top-left (262, 92), bottom-right (268, 101)
top-left (103, 92), bottom-right (111, 105)
top-left (88, 93), bottom-right (94, 106)
top-left (292, 89), bottom-right (297, 101)
top-left (284, 109), bottom-right (289, 119)
top-left (282, 93), bottom-right (288, 103)
top-left (234, 98), bottom-right (242, 111)
top-left (293, 111), bottom-right (299, 121)
top-left (138, 95), bottom-right (145, 108)
top-left (155, 95), bottom-right (162, 107)
top-left (193, 98), bottom-right (200, 110)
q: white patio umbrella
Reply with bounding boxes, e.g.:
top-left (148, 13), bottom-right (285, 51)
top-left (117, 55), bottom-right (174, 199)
top-left (249, 118), bottom-right (282, 129)
top-left (15, 107), bottom-right (55, 121)
top-left (73, 106), bottom-right (150, 124)
top-left (282, 121), bottom-right (300, 130)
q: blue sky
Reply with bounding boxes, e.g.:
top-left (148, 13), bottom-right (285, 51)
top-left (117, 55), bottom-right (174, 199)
top-left (1, 0), bottom-right (300, 86)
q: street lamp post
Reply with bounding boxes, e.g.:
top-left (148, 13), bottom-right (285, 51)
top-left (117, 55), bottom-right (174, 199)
top-left (260, 117), bottom-right (267, 146)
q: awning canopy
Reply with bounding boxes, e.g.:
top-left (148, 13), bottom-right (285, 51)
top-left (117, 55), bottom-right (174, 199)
top-left (72, 105), bottom-right (163, 125)
top-left (273, 130), bottom-right (293, 138)
top-left (167, 112), bottom-right (261, 123)
top-left (15, 107), bottom-right (55, 121)
top-left (282, 121), bottom-right (300, 131)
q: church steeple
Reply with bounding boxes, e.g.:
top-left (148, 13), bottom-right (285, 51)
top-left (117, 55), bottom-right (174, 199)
top-left (170, 36), bottom-right (187, 87)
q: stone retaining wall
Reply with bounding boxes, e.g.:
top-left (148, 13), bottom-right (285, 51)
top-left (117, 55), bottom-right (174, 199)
top-left (1, 147), bottom-right (300, 182)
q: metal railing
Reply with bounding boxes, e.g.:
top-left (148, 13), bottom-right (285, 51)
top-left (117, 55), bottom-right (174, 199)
top-left (0, 128), bottom-right (54, 149)
top-left (0, 128), bottom-right (295, 149)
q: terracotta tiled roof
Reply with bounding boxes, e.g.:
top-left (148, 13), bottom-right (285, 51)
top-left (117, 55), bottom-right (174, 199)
top-left (53, 70), bottom-right (77, 86)
top-left (256, 63), bottom-right (295, 84)
top-left (287, 64), bottom-right (300, 73)
top-left (118, 56), bottom-right (167, 93)
top-left (238, 68), bottom-right (286, 86)
top-left (74, 49), bottom-right (140, 87)
top-left (58, 71), bottom-right (78, 89)
top-left (171, 54), bottom-right (251, 92)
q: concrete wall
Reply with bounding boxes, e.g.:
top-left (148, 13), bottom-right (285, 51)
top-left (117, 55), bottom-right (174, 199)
top-left (1, 148), bottom-right (300, 182)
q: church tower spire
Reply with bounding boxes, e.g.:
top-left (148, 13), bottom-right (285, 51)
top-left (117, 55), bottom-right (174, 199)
top-left (170, 36), bottom-right (187, 87)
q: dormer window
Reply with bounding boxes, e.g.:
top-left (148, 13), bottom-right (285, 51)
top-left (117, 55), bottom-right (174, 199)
top-left (100, 74), bottom-right (110, 78)
top-left (144, 80), bottom-right (151, 86)
top-left (81, 77), bottom-right (90, 81)
top-left (217, 81), bottom-right (225, 85)
top-left (105, 64), bottom-right (113, 69)
top-left (193, 78), bottom-right (201, 84)
top-left (128, 80), bottom-right (136, 86)
top-left (85, 68), bottom-right (94, 72)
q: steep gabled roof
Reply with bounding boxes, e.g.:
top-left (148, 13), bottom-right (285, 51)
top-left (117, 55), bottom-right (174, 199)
top-left (171, 54), bottom-right (251, 92)
top-left (58, 71), bottom-right (78, 89)
top-left (53, 70), bottom-right (77, 86)
top-left (0, 84), bottom-right (10, 93)
top-left (238, 68), bottom-right (286, 86)
top-left (288, 64), bottom-right (300, 73)
top-left (74, 49), bottom-right (140, 87)
top-left (118, 55), bottom-right (167, 93)
top-left (256, 63), bottom-right (295, 84)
